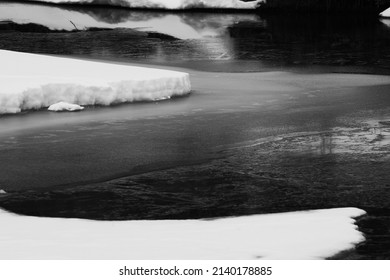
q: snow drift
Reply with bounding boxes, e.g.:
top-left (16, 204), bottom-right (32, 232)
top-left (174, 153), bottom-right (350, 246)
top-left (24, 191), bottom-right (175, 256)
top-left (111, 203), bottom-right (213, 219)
top-left (27, 0), bottom-right (264, 10)
top-left (0, 50), bottom-right (191, 114)
top-left (0, 207), bottom-right (365, 259)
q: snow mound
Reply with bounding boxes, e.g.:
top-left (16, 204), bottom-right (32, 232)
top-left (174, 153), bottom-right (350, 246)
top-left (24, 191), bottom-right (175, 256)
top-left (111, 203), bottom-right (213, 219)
top-left (0, 207), bottom-right (365, 259)
top-left (48, 102), bottom-right (84, 112)
top-left (381, 8), bottom-right (390, 17)
top-left (0, 50), bottom-right (191, 114)
top-left (0, 190), bottom-right (6, 194)
top-left (28, 0), bottom-right (263, 10)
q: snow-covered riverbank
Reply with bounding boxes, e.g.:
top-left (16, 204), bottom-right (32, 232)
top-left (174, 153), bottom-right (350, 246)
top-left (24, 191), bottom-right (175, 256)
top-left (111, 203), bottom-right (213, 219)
top-left (0, 50), bottom-right (190, 114)
top-left (381, 8), bottom-right (390, 17)
top-left (0, 207), bottom-right (365, 259)
top-left (24, 0), bottom-right (263, 10)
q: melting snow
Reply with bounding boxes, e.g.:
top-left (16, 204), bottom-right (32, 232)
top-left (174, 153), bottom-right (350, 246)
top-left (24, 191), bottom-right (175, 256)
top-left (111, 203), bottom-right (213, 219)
top-left (0, 207), bottom-right (365, 259)
top-left (0, 50), bottom-right (191, 114)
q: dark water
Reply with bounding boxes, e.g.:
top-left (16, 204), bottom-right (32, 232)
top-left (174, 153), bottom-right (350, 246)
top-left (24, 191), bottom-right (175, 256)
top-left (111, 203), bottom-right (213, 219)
top-left (2, 2), bottom-right (390, 73)
top-left (1, 122), bottom-right (390, 259)
top-left (1, 2), bottom-right (390, 259)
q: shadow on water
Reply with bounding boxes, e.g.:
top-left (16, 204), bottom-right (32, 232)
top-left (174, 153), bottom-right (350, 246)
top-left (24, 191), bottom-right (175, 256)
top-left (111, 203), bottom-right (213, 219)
top-left (1, 2), bottom-right (390, 72)
top-left (229, 15), bottom-right (390, 67)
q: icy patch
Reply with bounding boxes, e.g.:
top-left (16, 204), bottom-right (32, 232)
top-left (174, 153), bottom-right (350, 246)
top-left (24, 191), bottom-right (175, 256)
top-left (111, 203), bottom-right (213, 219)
top-left (0, 50), bottom-right (191, 114)
top-left (28, 0), bottom-right (264, 10)
top-left (48, 102), bottom-right (84, 112)
top-left (0, 207), bottom-right (365, 259)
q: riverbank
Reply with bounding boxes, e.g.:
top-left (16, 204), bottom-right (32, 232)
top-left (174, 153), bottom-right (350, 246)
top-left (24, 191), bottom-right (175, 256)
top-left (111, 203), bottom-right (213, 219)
top-left (0, 207), bottom-right (366, 259)
top-left (3, 4), bottom-right (390, 75)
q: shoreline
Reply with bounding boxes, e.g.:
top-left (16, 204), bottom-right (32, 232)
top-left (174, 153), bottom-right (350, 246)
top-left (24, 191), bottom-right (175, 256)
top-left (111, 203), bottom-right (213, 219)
top-left (50, 53), bottom-right (390, 76)
top-left (7, 0), bottom-right (390, 16)
top-left (3, 0), bottom-right (261, 14)
top-left (0, 205), bottom-right (366, 259)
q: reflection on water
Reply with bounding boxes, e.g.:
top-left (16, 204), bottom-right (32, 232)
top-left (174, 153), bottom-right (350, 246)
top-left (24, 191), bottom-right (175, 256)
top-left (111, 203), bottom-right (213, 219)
top-left (270, 122), bottom-right (390, 156)
top-left (2, 2), bottom-right (390, 72)
top-left (319, 134), bottom-right (333, 155)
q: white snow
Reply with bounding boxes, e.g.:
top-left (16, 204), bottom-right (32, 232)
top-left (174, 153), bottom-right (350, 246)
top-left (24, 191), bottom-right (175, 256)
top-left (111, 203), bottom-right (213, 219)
top-left (0, 3), bottom-right (258, 39)
top-left (0, 207), bottom-right (365, 259)
top-left (28, 0), bottom-right (264, 10)
top-left (0, 50), bottom-right (191, 114)
top-left (48, 102), bottom-right (84, 112)
top-left (381, 8), bottom-right (390, 17)
top-left (0, 190), bottom-right (6, 194)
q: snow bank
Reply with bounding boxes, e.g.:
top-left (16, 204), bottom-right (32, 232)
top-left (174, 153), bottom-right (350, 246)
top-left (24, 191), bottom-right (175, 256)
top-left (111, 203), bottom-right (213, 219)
top-left (48, 102), bottom-right (84, 112)
top-left (0, 50), bottom-right (191, 114)
top-left (28, 0), bottom-right (263, 10)
top-left (0, 3), bottom-right (258, 40)
top-left (0, 207), bottom-right (365, 259)
top-left (381, 8), bottom-right (390, 17)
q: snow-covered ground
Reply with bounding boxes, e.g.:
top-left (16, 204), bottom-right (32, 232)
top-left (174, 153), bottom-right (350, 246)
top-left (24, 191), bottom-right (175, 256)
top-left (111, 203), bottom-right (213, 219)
top-left (381, 8), bottom-right (390, 17)
top-left (0, 207), bottom-right (365, 259)
top-left (0, 2), bottom-right (258, 39)
top-left (28, 0), bottom-right (264, 10)
top-left (0, 50), bottom-right (191, 114)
